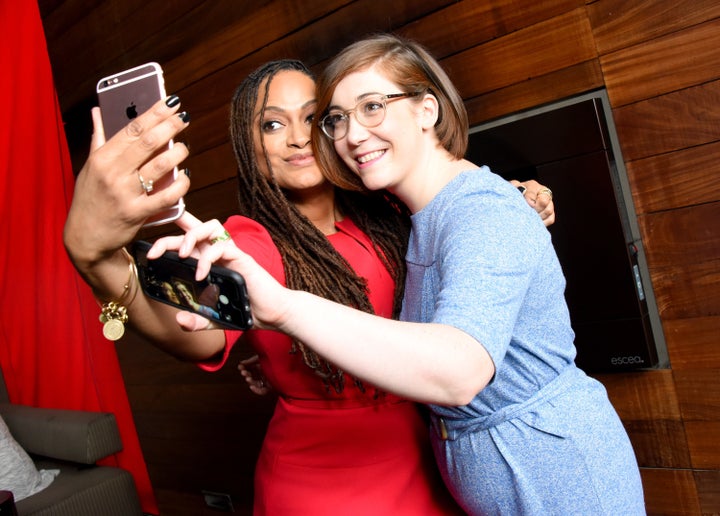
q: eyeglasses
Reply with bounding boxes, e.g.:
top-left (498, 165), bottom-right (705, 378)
top-left (318, 92), bottom-right (422, 140)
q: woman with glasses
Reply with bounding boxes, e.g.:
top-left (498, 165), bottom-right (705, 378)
top-left (156, 34), bottom-right (645, 515)
top-left (64, 58), bottom-right (553, 514)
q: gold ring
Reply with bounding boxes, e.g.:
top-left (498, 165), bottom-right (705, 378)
top-left (138, 173), bottom-right (154, 194)
top-left (210, 230), bottom-right (231, 245)
top-left (536, 187), bottom-right (553, 200)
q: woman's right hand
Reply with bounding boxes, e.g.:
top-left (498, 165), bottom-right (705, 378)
top-left (64, 96), bottom-right (191, 269)
top-left (148, 212), bottom-right (294, 333)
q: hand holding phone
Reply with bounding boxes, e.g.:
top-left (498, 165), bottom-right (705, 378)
top-left (131, 240), bottom-right (253, 330)
top-left (96, 62), bottom-right (185, 227)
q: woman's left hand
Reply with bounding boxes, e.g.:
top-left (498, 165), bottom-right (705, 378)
top-left (512, 179), bottom-right (555, 226)
top-left (238, 355), bottom-right (272, 395)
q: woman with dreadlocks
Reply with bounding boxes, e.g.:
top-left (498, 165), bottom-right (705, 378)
top-left (64, 59), bottom-right (553, 515)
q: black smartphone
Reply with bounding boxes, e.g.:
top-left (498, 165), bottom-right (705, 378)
top-left (131, 240), bottom-right (253, 330)
top-left (96, 62), bottom-right (185, 227)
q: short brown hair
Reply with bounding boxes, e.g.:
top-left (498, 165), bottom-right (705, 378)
top-left (313, 33), bottom-right (468, 191)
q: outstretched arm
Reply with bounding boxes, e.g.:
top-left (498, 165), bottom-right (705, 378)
top-left (149, 216), bottom-right (495, 406)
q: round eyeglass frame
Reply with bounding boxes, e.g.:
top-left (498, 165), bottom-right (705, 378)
top-left (318, 91), bottom-right (422, 140)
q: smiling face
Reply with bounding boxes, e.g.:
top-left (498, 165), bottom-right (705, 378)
top-left (329, 66), bottom-right (430, 196)
top-left (253, 70), bottom-right (327, 194)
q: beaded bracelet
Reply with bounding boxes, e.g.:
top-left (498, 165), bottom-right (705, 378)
top-left (98, 248), bottom-right (139, 341)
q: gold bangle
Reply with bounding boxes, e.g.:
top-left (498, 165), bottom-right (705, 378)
top-left (98, 248), bottom-right (138, 341)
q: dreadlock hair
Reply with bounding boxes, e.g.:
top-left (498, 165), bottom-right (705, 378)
top-left (229, 60), bottom-right (410, 393)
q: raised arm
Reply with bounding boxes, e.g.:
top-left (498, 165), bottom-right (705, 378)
top-left (63, 97), bottom-right (224, 360)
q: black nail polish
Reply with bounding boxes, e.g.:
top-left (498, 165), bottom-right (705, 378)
top-left (184, 168), bottom-right (191, 178)
top-left (165, 95), bottom-right (180, 107)
top-left (178, 111), bottom-right (190, 123)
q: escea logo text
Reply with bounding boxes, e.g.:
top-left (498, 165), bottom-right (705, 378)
top-left (611, 355), bottom-right (645, 366)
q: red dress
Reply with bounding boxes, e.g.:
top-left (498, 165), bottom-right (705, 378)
top-left (200, 216), bottom-right (461, 515)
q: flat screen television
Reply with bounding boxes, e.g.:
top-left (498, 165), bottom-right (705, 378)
top-left (467, 90), bottom-right (667, 372)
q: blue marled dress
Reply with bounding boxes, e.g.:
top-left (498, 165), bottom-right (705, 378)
top-left (401, 167), bottom-right (645, 515)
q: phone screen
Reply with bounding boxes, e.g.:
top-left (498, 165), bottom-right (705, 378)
top-left (131, 240), bottom-right (253, 330)
top-left (96, 63), bottom-right (185, 227)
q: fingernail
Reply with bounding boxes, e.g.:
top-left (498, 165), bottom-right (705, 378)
top-left (165, 95), bottom-right (180, 107)
top-left (184, 168), bottom-right (191, 178)
top-left (178, 111), bottom-right (190, 123)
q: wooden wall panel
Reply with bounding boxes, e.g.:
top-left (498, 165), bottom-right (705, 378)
top-left (465, 60), bottom-right (604, 126)
top-left (183, 143), bottom-right (236, 192)
top-left (162, 0), bottom-right (353, 92)
top-left (612, 80), bottom-right (720, 162)
top-left (650, 260), bottom-right (720, 320)
top-left (627, 140), bottom-right (720, 215)
top-left (663, 316), bottom-right (720, 370)
top-left (696, 469), bottom-right (720, 515)
top-left (674, 370), bottom-right (720, 421)
top-left (600, 17), bottom-right (720, 107)
top-left (588, 0), bottom-right (720, 55)
top-left (442, 9), bottom-right (597, 99)
top-left (641, 468), bottom-right (701, 516)
top-left (684, 421), bottom-right (720, 469)
top-left (399, 0), bottom-right (585, 58)
top-left (47, 1), bottom-right (250, 112)
top-left (639, 202), bottom-right (720, 270)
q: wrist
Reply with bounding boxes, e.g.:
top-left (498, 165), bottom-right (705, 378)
top-left (63, 221), bottom-right (125, 270)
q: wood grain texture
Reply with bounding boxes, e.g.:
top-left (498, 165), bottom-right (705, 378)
top-left (600, 17), bottom-right (720, 107)
top-left (612, 79), bottom-right (720, 161)
top-left (684, 421), bottom-right (720, 469)
top-left (649, 260), bottom-right (720, 320)
top-left (674, 370), bottom-right (720, 422)
top-left (641, 468), bottom-right (701, 516)
top-left (399, 0), bottom-right (584, 58)
top-left (639, 202), bottom-right (720, 270)
top-left (465, 60), bottom-right (604, 125)
top-left (696, 469), bottom-right (720, 516)
top-left (442, 8), bottom-right (597, 99)
top-left (662, 316), bottom-right (720, 370)
top-left (626, 140), bottom-right (720, 215)
top-left (588, 0), bottom-right (720, 55)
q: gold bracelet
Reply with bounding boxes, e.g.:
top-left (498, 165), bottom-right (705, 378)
top-left (98, 248), bottom-right (138, 341)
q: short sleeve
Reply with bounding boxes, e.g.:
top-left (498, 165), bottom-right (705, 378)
top-left (432, 184), bottom-right (548, 368)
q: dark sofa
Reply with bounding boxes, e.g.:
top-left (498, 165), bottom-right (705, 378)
top-left (0, 368), bottom-right (143, 515)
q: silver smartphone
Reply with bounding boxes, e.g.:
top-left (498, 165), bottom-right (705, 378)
top-left (96, 62), bottom-right (185, 227)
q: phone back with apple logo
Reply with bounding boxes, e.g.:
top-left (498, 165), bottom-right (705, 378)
top-left (96, 62), bottom-right (185, 227)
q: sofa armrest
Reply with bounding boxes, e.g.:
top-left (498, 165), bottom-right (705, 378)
top-left (0, 403), bottom-right (122, 464)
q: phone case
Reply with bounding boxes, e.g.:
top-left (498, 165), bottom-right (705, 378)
top-left (131, 240), bottom-right (253, 331)
top-left (96, 63), bottom-right (185, 227)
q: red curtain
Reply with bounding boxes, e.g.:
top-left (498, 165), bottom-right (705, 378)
top-left (0, 2), bottom-right (158, 513)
